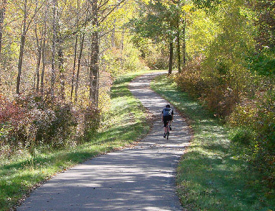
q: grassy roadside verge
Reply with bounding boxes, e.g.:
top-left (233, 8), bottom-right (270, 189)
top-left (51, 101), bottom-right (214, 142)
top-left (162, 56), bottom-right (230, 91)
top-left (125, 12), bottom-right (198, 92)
top-left (0, 71), bottom-right (152, 211)
top-left (151, 75), bottom-right (275, 211)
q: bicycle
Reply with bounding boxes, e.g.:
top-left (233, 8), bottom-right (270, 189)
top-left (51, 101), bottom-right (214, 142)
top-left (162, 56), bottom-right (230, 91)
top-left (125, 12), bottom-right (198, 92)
top-left (164, 121), bottom-right (172, 140)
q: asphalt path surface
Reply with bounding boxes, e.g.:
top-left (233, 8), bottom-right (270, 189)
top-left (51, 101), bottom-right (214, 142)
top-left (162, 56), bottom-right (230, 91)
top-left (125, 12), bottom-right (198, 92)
top-left (18, 72), bottom-right (191, 211)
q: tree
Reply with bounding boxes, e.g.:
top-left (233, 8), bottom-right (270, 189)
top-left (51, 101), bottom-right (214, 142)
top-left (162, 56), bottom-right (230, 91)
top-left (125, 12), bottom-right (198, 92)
top-left (50, 0), bottom-right (57, 97)
top-left (89, 0), bottom-right (99, 106)
top-left (87, 0), bottom-right (127, 106)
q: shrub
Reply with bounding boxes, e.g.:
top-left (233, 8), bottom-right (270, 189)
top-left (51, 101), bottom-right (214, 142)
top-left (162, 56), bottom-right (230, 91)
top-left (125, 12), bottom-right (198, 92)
top-left (82, 105), bottom-right (101, 141)
top-left (0, 95), bottom-right (29, 148)
top-left (13, 94), bottom-right (79, 148)
top-left (174, 56), bottom-right (205, 98)
top-left (202, 84), bottom-right (240, 117)
top-left (0, 93), bottom-right (101, 153)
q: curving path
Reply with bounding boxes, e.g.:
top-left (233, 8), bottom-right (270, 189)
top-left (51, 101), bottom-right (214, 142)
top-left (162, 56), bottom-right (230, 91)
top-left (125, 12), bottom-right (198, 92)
top-left (18, 72), bottom-right (191, 211)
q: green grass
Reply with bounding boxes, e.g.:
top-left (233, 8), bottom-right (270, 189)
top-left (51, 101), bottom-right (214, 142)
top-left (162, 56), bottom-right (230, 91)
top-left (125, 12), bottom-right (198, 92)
top-left (0, 71), bottom-right (152, 211)
top-left (151, 75), bottom-right (275, 211)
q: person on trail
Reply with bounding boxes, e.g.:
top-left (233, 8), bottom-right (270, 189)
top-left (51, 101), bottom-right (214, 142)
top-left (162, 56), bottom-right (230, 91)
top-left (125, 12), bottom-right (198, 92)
top-left (161, 104), bottom-right (174, 138)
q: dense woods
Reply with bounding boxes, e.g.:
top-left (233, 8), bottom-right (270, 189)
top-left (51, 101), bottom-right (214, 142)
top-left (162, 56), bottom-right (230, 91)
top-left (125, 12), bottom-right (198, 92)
top-left (0, 0), bottom-right (274, 199)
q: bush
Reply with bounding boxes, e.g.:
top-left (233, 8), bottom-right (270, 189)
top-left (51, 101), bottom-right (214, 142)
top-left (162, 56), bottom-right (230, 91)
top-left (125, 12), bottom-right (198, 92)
top-left (79, 104), bottom-right (101, 142)
top-left (0, 94), bottom-right (29, 148)
top-left (203, 84), bottom-right (239, 117)
top-left (174, 56), bottom-right (205, 98)
top-left (83, 105), bottom-right (100, 140)
top-left (0, 93), bottom-right (101, 153)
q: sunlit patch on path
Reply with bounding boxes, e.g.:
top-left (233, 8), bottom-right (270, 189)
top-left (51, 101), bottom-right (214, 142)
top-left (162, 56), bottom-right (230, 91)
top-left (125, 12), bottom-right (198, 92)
top-left (18, 72), bottom-right (191, 211)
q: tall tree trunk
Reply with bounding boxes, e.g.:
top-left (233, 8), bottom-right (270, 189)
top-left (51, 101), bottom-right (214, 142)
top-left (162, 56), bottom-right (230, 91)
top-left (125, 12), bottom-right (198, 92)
top-left (120, 28), bottom-right (125, 67)
top-left (71, 35), bottom-right (78, 100)
top-left (168, 41), bottom-right (173, 75)
top-left (182, 15), bottom-right (186, 67)
top-left (16, 0), bottom-right (28, 94)
top-left (177, 30), bottom-right (181, 73)
top-left (40, 34), bottom-right (46, 94)
top-left (75, 34), bottom-right (85, 103)
top-left (58, 42), bottom-right (65, 100)
top-left (89, 0), bottom-right (99, 107)
top-left (177, 15), bottom-right (181, 73)
top-left (16, 34), bottom-right (26, 94)
top-left (0, 0), bottom-right (7, 60)
top-left (40, 5), bottom-right (48, 94)
top-left (51, 0), bottom-right (57, 97)
top-left (71, 0), bottom-right (80, 101)
top-left (35, 26), bottom-right (42, 93)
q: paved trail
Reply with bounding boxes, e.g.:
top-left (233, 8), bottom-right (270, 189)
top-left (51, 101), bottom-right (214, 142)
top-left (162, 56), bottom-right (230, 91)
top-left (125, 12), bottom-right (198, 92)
top-left (18, 72), bottom-right (191, 211)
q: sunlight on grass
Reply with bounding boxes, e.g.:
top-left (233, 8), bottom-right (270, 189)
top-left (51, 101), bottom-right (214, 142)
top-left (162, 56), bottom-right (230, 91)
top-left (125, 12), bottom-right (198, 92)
top-left (151, 75), bottom-right (275, 211)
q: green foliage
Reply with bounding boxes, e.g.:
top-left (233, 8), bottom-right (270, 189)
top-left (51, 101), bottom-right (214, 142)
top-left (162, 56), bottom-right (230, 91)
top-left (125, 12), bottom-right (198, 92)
top-left (129, 0), bottom-right (181, 70)
top-left (185, 7), bottom-right (219, 58)
top-left (192, 0), bottom-right (221, 9)
top-left (131, 36), bottom-right (169, 69)
top-left (102, 37), bottom-right (147, 77)
top-left (230, 128), bottom-right (257, 146)
top-left (247, 48), bottom-right (275, 76)
top-left (131, 1), bottom-right (178, 41)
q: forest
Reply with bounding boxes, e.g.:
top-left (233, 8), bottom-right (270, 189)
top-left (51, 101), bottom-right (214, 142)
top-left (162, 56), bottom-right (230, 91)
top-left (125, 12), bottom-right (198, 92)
top-left (0, 0), bottom-right (274, 209)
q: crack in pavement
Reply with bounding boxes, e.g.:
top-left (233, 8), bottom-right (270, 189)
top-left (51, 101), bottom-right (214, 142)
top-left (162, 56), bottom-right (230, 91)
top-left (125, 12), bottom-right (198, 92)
top-left (18, 72), bottom-right (191, 211)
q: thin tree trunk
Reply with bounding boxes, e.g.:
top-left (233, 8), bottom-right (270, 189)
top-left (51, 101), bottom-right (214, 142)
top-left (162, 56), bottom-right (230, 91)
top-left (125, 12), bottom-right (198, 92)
top-left (16, 0), bottom-right (28, 94)
top-left (40, 34), bottom-right (46, 94)
top-left (35, 26), bottom-right (42, 93)
top-left (0, 0), bottom-right (7, 60)
top-left (90, 31), bottom-right (99, 106)
top-left (182, 15), bottom-right (186, 66)
top-left (75, 34), bottom-right (85, 103)
top-left (168, 41), bottom-right (173, 75)
top-left (71, 35), bottom-right (78, 100)
top-left (17, 34), bottom-right (26, 94)
top-left (89, 0), bottom-right (99, 107)
top-left (177, 30), bottom-right (181, 73)
top-left (40, 6), bottom-right (47, 94)
top-left (177, 16), bottom-right (181, 73)
top-left (58, 43), bottom-right (65, 100)
top-left (51, 0), bottom-right (57, 97)
top-left (120, 28), bottom-right (125, 67)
